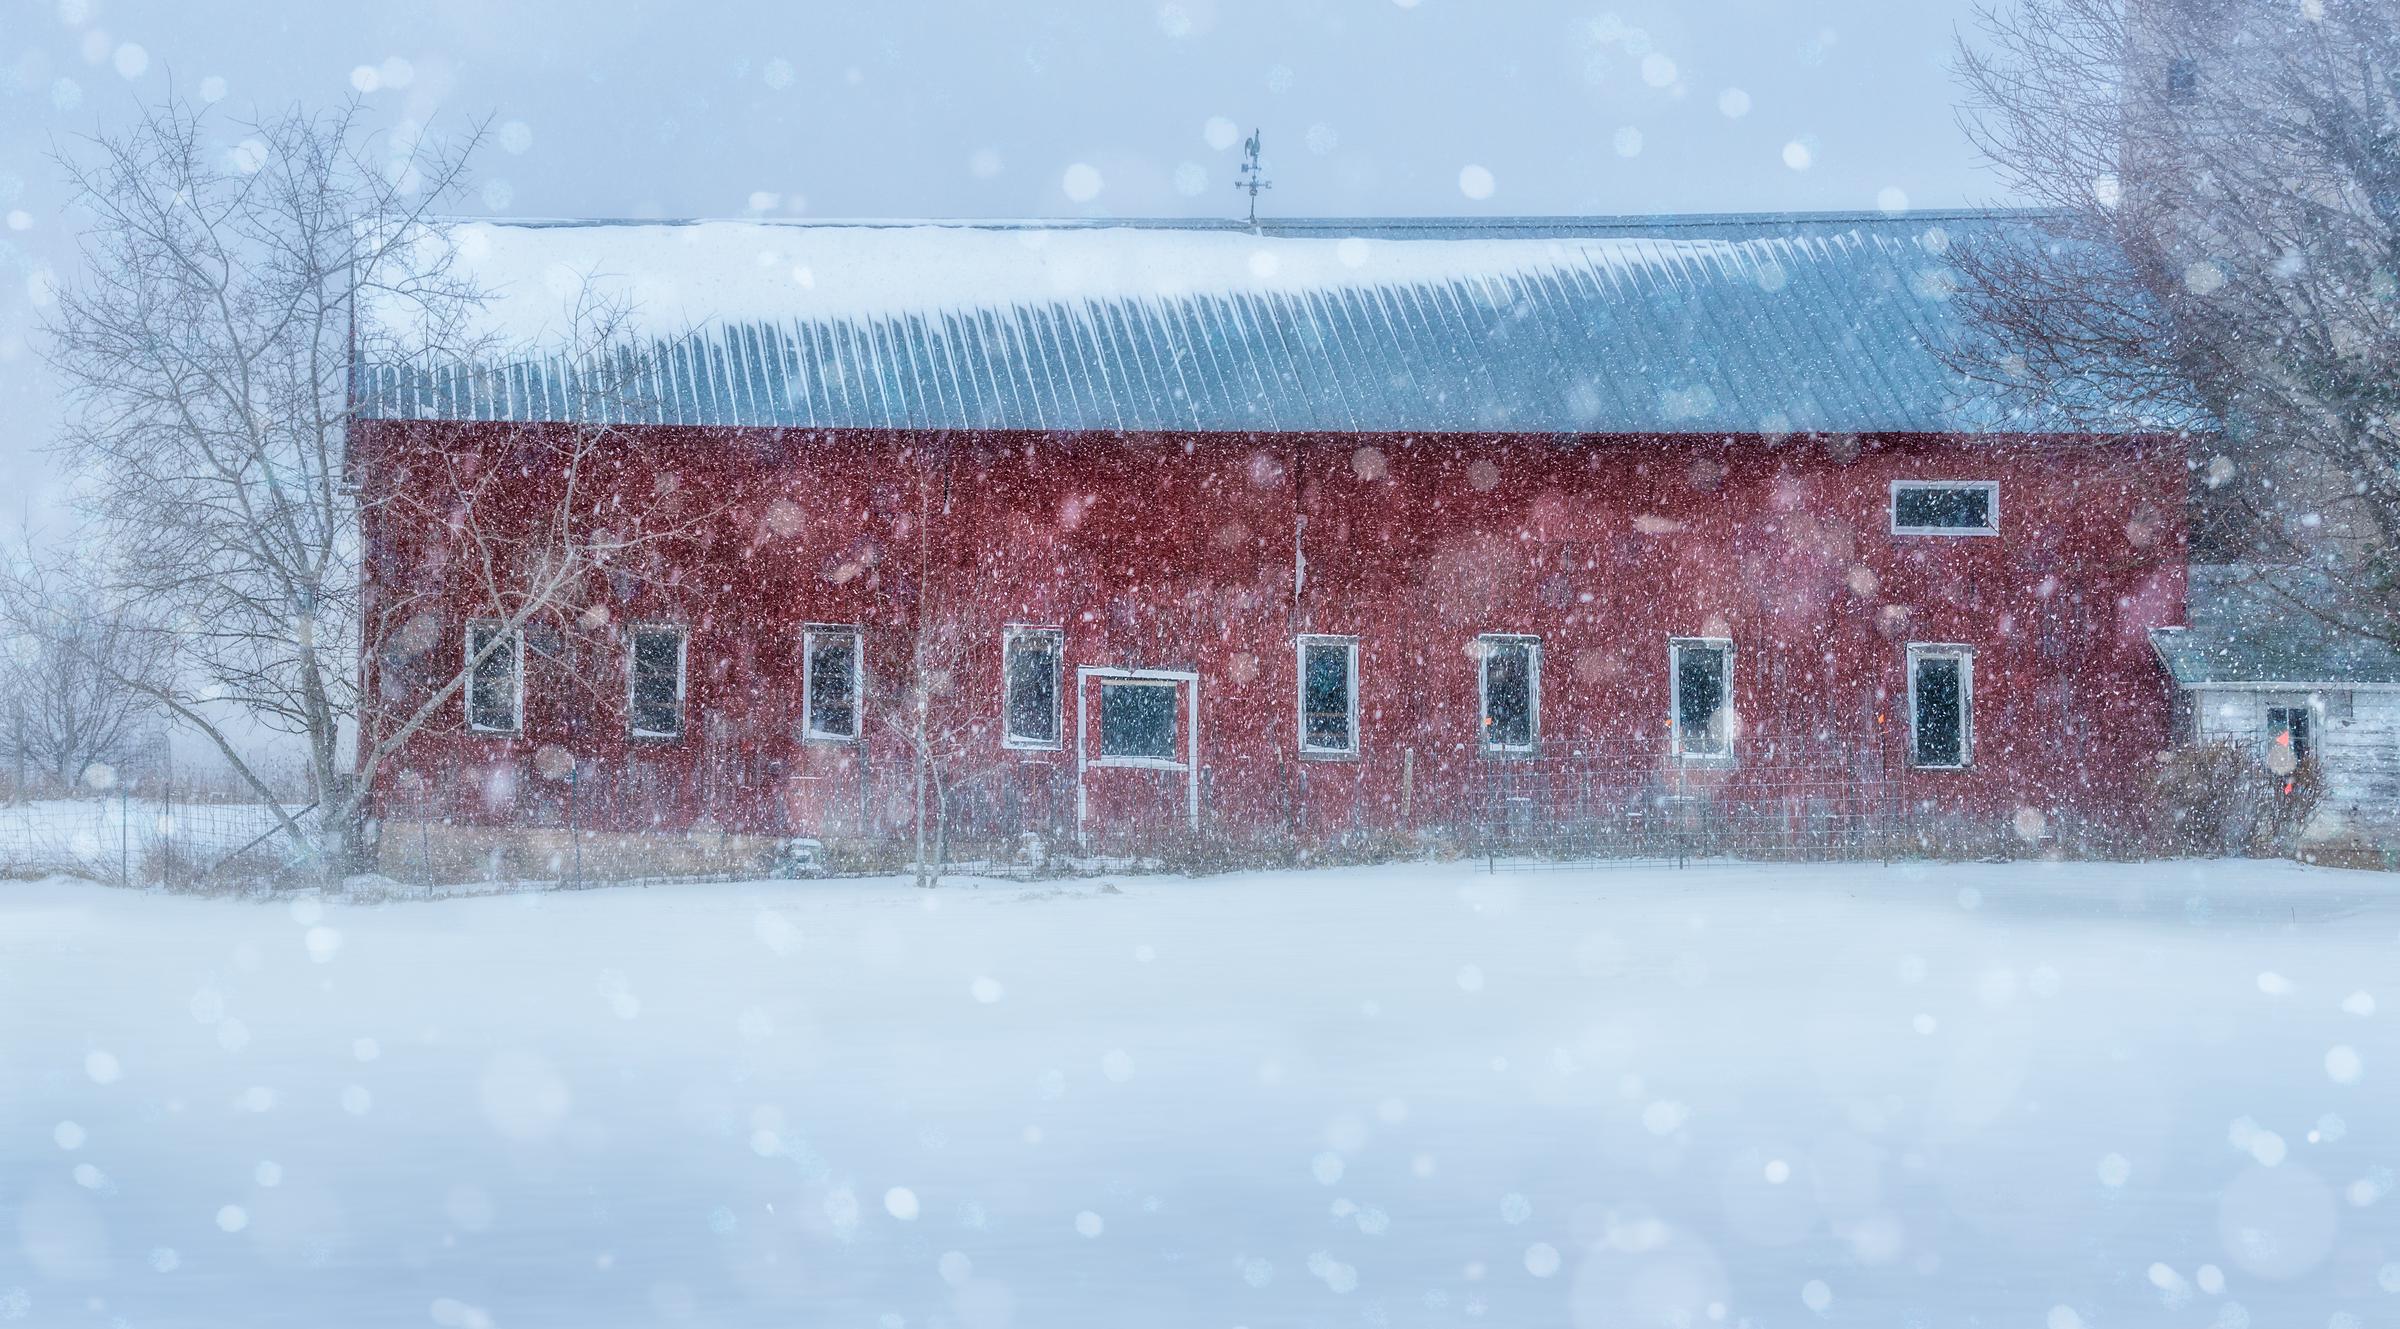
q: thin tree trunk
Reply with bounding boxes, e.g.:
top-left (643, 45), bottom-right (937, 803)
top-left (913, 696), bottom-right (931, 889)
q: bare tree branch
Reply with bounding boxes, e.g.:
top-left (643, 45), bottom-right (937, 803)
top-left (1953, 0), bottom-right (2400, 647)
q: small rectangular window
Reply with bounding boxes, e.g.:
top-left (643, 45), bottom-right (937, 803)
top-left (1098, 679), bottom-right (1178, 761)
top-left (628, 626), bottom-right (686, 738)
top-left (803, 625), bottom-right (861, 742)
top-left (1002, 627), bottom-right (1063, 749)
top-left (1909, 644), bottom-right (1973, 768)
top-left (2265, 705), bottom-right (2311, 766)
top-left (2166, 55), bottom-right (2199, 101)
top-left (1891, 481), bottom-right (1999, 536)
top-left (1671, 637), bottom-right (1734, 758)
top-left (1299, 635), bottom-right (1359, 756)
top-left (465, 621), bottom-right (522, 734)
top-left (1478, 635), bottom-right (1539, 753)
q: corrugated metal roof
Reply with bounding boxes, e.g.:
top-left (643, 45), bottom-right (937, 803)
top-left (2151, 565), bottom-right (2400, 687)
top-left (355, 211), bottom-right (2156, 436)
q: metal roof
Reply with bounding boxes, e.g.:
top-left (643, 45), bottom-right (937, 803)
top-left (2151, 565), bottom-right (2400, 688)
top-left (355, 211), bottom-right (2157, 437)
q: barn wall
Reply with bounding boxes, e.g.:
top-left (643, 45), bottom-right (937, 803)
top-left (357, 423), bottom-right (2185, 851)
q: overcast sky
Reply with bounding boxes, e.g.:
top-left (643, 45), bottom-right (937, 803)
top-left (0, 0), bottom-right (2003, 511)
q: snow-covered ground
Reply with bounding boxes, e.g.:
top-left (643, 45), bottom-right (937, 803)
top-left (2, 859), bottom-right (2393, 1328)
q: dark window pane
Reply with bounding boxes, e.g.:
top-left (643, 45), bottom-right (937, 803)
top-left (631, 630), bottom-right (682, 735)
top-left (468, 626), bottom-right (518, 731)
top-left (808, 633), bottom-right (857, 737)
top-left (1100, 682), bottom-right (1177, 759)
top-left (2266, 706), bottom-right (2311, 764)
top-left (1914, 656), bottom-right (1964, 766)
top-left (1676, 644), bottom-right (1729, 755)
top-left (1894, 485), bottom-right (1993, 531)
top-left (1303, 641), bottom-right (1353, 751)
top-left (1005, 634), bottom-right (1059, 744)
top-left (2167, 55), bottom-right (2199, 100)
top-left (1483, 640), bottom-right (1534, 748)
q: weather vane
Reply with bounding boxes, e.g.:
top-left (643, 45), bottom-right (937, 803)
top-left (1236, 128), bottom-right (1271, 230)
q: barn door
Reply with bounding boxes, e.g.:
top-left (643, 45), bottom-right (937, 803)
top-left (1075, 667), bottom-right (1200, 850)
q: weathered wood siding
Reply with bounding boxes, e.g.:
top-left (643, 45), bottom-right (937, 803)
top-left (356, 422), bottom-right (2186, 848)
top-left (2194, 687), bottom-right (2400, 836)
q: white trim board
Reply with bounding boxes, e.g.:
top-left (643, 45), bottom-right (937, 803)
top-left (1075, 666), bottom-right (1202, 847)
top-left (1889, 479), bottom-right (1999, 536)
top-left (1296, 634), bottom-right (1360, 759)
top-left (1000, 624), bottom-right (1066, 751)
top-left (2168, 680), bottom-right (2400, 692)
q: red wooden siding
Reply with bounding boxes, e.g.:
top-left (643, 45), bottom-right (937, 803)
top-left (358, 423), bottom-right (2185, 847)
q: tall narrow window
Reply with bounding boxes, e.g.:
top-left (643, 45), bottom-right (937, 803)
top-left (1478, 635), bottom-right (1539, 754)
top-left (1908, 644), bottom-right (1973, 769)
top-left (1002, 627), bottom-right (1063, 749)
top-left (2265, 704), bottom-right (2311, 767)
top-left (1098, 679), bottom-right (1178, 762)
top-left (1671, 637), bottom-right (1734, 758)
top-left (1298, 635), bottom-right (1359, 757)
top-left (803, 625), bottom-right (862, 742)
top-left (1891, 481), bottom-right (1999, 536)
top-left (628, 626), bottom-right (687, 738)
top-left (465, 621), bottom-right (523, 734)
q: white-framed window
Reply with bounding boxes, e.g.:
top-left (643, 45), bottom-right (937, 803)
top-left (1907, 644), bottom-right (1974, 769)
top-left (1477, 634), bottom-right (1540, 754)
top-left (1097, 678), bottom-right (1179, 763)
top-left (1670, 637), bottom-right (1735, 759)
top-left (1298, 634), bottom-right (1360, 757)
top-left (465, 620), bottom-right (524, 735)
top-left (2264, 702), bottom-right (2312, 769)
top-left (1001, 626), bottom-right (1064, 750)
top-left (802, 624), bottom-right (862, 742)
top-left (627, 625), bottom-right (687, 739)
top-left (1890, 480), bottom-right (1999, 536)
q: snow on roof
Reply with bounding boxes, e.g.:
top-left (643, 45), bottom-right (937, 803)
top-left (2150, 565), bottom-right (2400, 689)
top-left (355, 212), bottom-right (2158, 436)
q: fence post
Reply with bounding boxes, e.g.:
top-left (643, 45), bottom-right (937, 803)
top-left (566, 766), bottom-right (581, 889)
top-left (119, 784), bottom-right (130, 886)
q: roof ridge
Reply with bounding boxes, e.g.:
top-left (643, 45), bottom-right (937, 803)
top-left (427, 207), bottom-right (2061, 234)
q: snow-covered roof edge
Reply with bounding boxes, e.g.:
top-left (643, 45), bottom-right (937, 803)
top-left (354, 210), bottom-right (2174, 437)
top-left (2151, 565), bottom-right (2400, 689)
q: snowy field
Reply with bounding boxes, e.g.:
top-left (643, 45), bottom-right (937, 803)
top-left (2, 860), bottom-right (2394, 1328)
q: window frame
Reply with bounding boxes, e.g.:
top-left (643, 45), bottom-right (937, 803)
top-left (464, 619), bottom-right (525, 736)
top-left (2264, 702), bottom-right (2312, 767)
top-left (1906, 643), bottom-right (1975, 770)
top-left (1669, 636), bottom-right (1737, 761)
top-left (1000, 625), bottom-right (1066, 751)
top-left (1093, 677), bottom-right (1184, 769)
top-left (1297, 634), bottom-right (1361, 759)
top-left (626, 624), bottom-right (689, 740)
top-left (1476, 633), bottom-right (1541, 756)
top-left (1889, 480), bottom-right (2000, 537)
top-left (801, 623), bottom-right (864, 744)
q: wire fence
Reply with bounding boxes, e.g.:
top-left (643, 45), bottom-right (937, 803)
top-left (0, 790), bottom-right (306, 888)
top-left (1463, 734), bottom-right (1941, 868)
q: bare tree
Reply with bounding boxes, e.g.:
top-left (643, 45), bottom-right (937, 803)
top-left (876, 439), bottom-right (1013, 888)
top-left (0, 555), bottom-right (164, 797)
top-left (41, 96), bottom-right (693, 877)
top-left (1953, 0), bottom-right (2400, 641)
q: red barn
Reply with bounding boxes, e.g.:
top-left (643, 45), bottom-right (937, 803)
top-left (354, 213), bottom-right (2184, 859)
